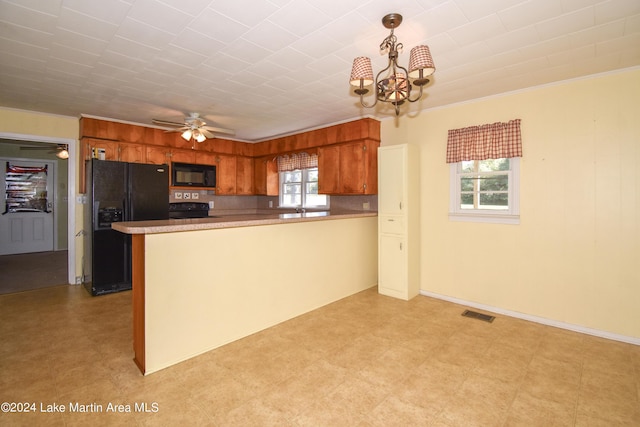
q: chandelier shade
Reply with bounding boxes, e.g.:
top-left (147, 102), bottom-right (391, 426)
top-left (349, 13), bottom-right (436, 116)
top-left (350, 57), bottom-right (374, 86)
top-left (408, 45), bottom-right (435, 80)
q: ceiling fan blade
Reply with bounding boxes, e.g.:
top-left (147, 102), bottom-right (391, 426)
top-left (152, 118), bottom-right (186, 127)
top-left (200, 129), bottom-right (214, 139)
top-left (203, 126), bottom-right (235, 136)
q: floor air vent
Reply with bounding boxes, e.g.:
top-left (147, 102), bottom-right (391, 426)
top-left (462, 310), bottom-right (495, 323)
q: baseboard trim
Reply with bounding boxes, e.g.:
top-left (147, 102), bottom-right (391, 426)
top-left (419, 290), bottom-right (640, 346)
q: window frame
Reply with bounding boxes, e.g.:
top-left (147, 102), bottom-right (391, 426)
top-left (279, 167), bottom-right (329, 209)
top-left (448, 157), bottom-right (520, 224)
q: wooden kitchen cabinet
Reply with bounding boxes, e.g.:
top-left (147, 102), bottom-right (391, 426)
top-left (236, 156), bottom-right (254, 195)
top-left (145, 146), bottom-right (170, 165)
top-left (82, 138), bottom-right (119, 161)
top-left (170, 149), bottom-right (196, 164)
top-left (318, 139), bottom-right (378, 194)
top-left (254, 156), bottom-right (279, 196)
top-left (119, 143), bottom-right (146, 163)
top-left (215, 154), bottom-right (236, 195)
top-left (194, 152), bottom-right (217, 166)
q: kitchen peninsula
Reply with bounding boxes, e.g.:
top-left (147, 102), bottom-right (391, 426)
top-left (113, 211), bottom-right (377, 375)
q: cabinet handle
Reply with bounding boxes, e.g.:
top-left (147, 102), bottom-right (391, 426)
top-left (400, 242), bottom-right (403, 250)
top-left (399, 202), bottom-right (402, 210)
top-left (387, 219), bottom-right (394, 222)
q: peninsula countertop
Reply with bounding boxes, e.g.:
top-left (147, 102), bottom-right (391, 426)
top-left (112, 210), bottom-right (377, 235)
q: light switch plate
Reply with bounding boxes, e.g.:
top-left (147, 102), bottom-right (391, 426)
top-left (208, 201), bottom-right (214, 209)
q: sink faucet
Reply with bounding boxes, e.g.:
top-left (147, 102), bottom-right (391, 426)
top-left (295, 208), bottom-right (306, 213)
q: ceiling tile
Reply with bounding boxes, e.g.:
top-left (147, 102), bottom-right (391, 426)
top-left (498, 0), bottom-right (564, 31)
top-left (267, 1), bottom-right (332, 38)
top-left (127, 0), bottom-right (193, 34)
top-left (189, 8), bottom-right (249, 44)
top-left (61, 0), bottom-right (131, 25)
top-left (57, 7), bottom-right (119, 42)
top-left (208, 0), bottom-right (278, 27)
top-left (447, 13), bottom-right (507, 46)
top-left (241, 20), bottom-right (298, 52)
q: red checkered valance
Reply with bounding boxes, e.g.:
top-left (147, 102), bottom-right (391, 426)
top-left (276, 152), bottom-right (318, 172)
top-left (446, 119), bottom-right (522, 163)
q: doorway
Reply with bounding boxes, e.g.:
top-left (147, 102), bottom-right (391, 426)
top-left (0, 159), bottom-right (56, 255)
top-left (0, 136), bottom-right (76, 293)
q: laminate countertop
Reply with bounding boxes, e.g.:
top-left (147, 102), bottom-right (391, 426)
top-left (112, 210), bottom-right (377, 235)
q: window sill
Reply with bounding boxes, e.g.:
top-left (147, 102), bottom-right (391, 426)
top-left (448, 213), bottom-right (520, 225)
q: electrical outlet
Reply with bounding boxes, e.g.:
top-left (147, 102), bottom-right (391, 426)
top-left (363, 202), bottom-right (370, 210)
top-left (269, 201), bottom-right (273, 208)
top-left (192, 193), bottom-right (199, 199)
top-left (175, 192), bottom-right (182, 199)
top-left (208, 201), bottom-right (214, 209)
top-left (183, 192), bottom-right (191, 200)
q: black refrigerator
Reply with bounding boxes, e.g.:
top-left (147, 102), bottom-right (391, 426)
top-left (84, 159), bottom-right (169, 296)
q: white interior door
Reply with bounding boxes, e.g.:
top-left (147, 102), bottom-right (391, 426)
top-left (0, 159), bottom-right (55, 255)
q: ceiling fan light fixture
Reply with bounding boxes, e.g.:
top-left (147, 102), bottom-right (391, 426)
top-left (56, 145), bottom-right (69, 159)
top-left (181, 129), bottom-right (192, 141)
top-left (194, 131), bottom-right (206, 143)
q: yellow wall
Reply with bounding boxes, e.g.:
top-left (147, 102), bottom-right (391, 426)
top-left (381, 68), bottom-right (640, 339)
top-left (144, 217), bottom-right (378, 374)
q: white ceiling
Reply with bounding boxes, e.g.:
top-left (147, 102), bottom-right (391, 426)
top-left (0, 0), bottom-right (639, 142)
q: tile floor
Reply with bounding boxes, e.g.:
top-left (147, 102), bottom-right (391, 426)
top-left (1, 285), bottom-right (638, 426)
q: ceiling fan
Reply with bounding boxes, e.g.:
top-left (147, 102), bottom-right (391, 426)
top-left (152, 112), bottom-right (235, 143)
top-left (20, 143), bottom-right (69, 159)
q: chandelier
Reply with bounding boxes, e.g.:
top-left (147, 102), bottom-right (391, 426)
top-left (349, 13), bottom-right (435, 115)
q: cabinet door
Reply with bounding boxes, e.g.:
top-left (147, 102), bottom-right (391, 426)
top-left (119, 143), bottom-right (145, 163)
top-left (339, 142), bottom-right (366, 193)
top-left (194, 152), bottom-right (216, 165)
top-left (255, 157), bottom-right (279, 196)
top-left (254, 157), bottom-right (267, 195)
top-left (215, 154), bottom-right (237, 195)
top-left (146, 146), bottom-right (170, 165)
top-left (236, 156), bottom-right (254, 195)
top-left (318, 145), bottom-right (340, 194)
top-left (171, 149), bottom-right (196, 164)
top-left (378, 145), bottom-right (404, 214)
top-left (85, 139), bottom-right (119, 161)
top-left (378, 234), bottom-right (406, 296)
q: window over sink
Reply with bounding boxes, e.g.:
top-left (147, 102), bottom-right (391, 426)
top-left (279, 168), bottom-right (329, 209)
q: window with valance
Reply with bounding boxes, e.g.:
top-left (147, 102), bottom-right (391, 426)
top-left (446, 119), bottom-right (522, 224)
top-left (276, 152), bottom-right (328, 209)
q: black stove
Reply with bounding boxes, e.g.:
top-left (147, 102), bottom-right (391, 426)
top-left (169, 202), bottom-right (210, 219)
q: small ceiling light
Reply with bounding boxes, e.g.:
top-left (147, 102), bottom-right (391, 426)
top-left (181, 129), bottom-right (193, 141)
top-left (349, 13), bottom-right (436, 115)
top-left (194, 130), bottom-right (206, 143)
top-left (56, 146), bottom-right (69, 159)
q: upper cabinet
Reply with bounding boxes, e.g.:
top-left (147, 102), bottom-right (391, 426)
top-left (79, 117), bottom-right (380, 196)
top-left (318, 139), bottom-right (378, 195)
top-left (145, 146), bottom-right (170, 165)
top-left (236, 156), bottom-right (254, 195)
top-left (215, 154), bottom-right (236, 195)
top-left (254, 156), bottom-right (279, 196)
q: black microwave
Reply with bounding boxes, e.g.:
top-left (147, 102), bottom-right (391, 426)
top-left (171, 162), bottom-right (216, 188)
